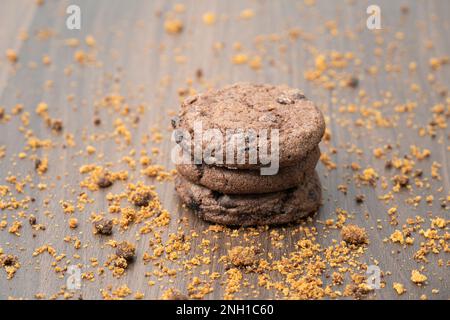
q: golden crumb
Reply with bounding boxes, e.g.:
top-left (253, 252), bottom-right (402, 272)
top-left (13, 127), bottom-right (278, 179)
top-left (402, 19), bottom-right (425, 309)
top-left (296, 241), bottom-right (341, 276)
top-left (5, 49), bottom-right (18, 63)
top-left (232, 54), bottom-right (249, 65)
top-left (228, 246), bottom-right (259, 267)
top-left (341, 225), bottom-right (368, 245)
top-left (86, 145), bottom-right (96, 155)
top-left (411, 270), bottom-right (427, 285)
top-left (248, 56), bottom-right (262, 70)
top-left (85, 35), bottom-right (96, 47)
top-left (161, 288), bottom-right (187, 300)
top-left (240, 9), bottom-right (255, 19)
top-left (8, 221), bottom-right (22, 236)
top-left (164, 19), bottom-right (183, 34)
top-left (0, 253), bottom-right (21, 279)
top-left (74, 50), bottom-right (87, 64)
top-left (68, 218), bottom-right (78, 229)
top-left (393, 282), bottom-right (406, 295)
top-left (390, 230), bottom-right (404, 244)
top-left (202, 12), bottom-right (216, 25)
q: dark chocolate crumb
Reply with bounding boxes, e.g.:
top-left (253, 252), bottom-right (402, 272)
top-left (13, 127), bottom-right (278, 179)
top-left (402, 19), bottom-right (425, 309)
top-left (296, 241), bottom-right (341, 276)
top-left (393, 175), bottom-right (409, 187)
top-left (116, 241), bottom-right (136, 261)
top-left (130, 190), bottom-right (153, 207)
top-left (28, 215), bottom-right (37, 226)
top-left (97, 175), bottom-right (113, 188)
top-left (347, 76), bottom-right (359, 88)
top-left (187, 199), bottom-right (201, 212)
top-left (355, 194), bottom-right (365, 204)
top-left (93, 219), bottom-right (113, 235)
top-left (50, 119), bottom-right (63, 132)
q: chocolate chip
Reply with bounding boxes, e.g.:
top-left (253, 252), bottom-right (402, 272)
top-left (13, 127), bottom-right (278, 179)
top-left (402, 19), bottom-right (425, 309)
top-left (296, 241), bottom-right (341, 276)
top-left (50, 119), bottom-right (63, 132)
top-left (393, 175), bottom-right (409, 187)
top-left (385, 160), bottom-right (393, 169)
top-left (187, 199), bottom-right (201, 212)
top-left (211, 190), bottom-right (222, 201)
top-left (347, 77), bottom-right (359, 88)
top-left (171, 116), bottom-right (180, 129)
top-left (29, 215), bottom-right (37, 226)
top-left (289, 89), bottom-right (306, 100)
top-left (96, 175), bottom-right (113, 188)
top-left (93, 117), bottom-right (101, 126)
top-left (276, 95), bottom-right (294, 104)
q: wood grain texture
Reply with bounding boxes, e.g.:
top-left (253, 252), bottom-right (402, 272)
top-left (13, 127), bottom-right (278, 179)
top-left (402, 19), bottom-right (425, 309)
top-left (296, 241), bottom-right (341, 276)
top-left (0, 0), bottom-right (448, 300)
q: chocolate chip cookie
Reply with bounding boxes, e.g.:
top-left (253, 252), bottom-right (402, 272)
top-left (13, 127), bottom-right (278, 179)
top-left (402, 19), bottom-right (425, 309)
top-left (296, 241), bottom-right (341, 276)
top-left (175, 171), bottom-right (322, 226)
top-left (176, 147), bottom-right (320, 194)
top-left (172, 83), bottom-right (325, 169)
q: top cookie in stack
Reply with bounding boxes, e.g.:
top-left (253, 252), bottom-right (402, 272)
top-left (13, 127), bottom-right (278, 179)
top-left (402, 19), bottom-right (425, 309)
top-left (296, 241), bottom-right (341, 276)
top-left (172, 83), bottom-right (325, 226)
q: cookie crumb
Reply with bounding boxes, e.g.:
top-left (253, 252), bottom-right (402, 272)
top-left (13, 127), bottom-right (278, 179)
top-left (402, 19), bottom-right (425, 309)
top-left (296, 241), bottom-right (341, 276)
top-left (93, 219), bottom-right (113, 235)
top-left (6, 49), bottom-right (18, 63)
top-left (96, 174), bottom-right (113, 189)
top-left (129, 187), bottom-right (154, 207)
top-left (68, 218), bottom-right (78, 229)
top-left (411, 270), bottom-right (427, 285)
top-left (116, 241), bottom-right (136, 261)
top-left (393, 282), bottom-right (406, 295)
top-left (28, 215), bottom-right (37, 226)
top-left (162, 288), bottom-right (188, 300)
top-left (341, 225), bottom-right (368, 245)
top-left (346, 76), bottom-right (359, 88)
top-left (50, 119), bottom-right (63, 132)
top-left (228, 246), bottom-right (258, 267)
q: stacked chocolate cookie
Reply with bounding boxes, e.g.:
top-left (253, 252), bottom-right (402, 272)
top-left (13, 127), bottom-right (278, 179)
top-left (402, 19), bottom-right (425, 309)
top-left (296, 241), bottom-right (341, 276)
top-left (172, 83), bottom-right (325, 226)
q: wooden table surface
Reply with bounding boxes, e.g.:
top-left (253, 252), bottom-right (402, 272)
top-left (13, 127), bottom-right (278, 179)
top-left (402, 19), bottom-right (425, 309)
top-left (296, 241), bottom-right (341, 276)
top-left (0, 0), bottom-right (448, 300)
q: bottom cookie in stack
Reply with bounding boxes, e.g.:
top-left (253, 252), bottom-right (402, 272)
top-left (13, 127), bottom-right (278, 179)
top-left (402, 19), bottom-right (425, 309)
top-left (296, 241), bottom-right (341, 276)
top-left (175, 170), bottom-right (321, 226)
